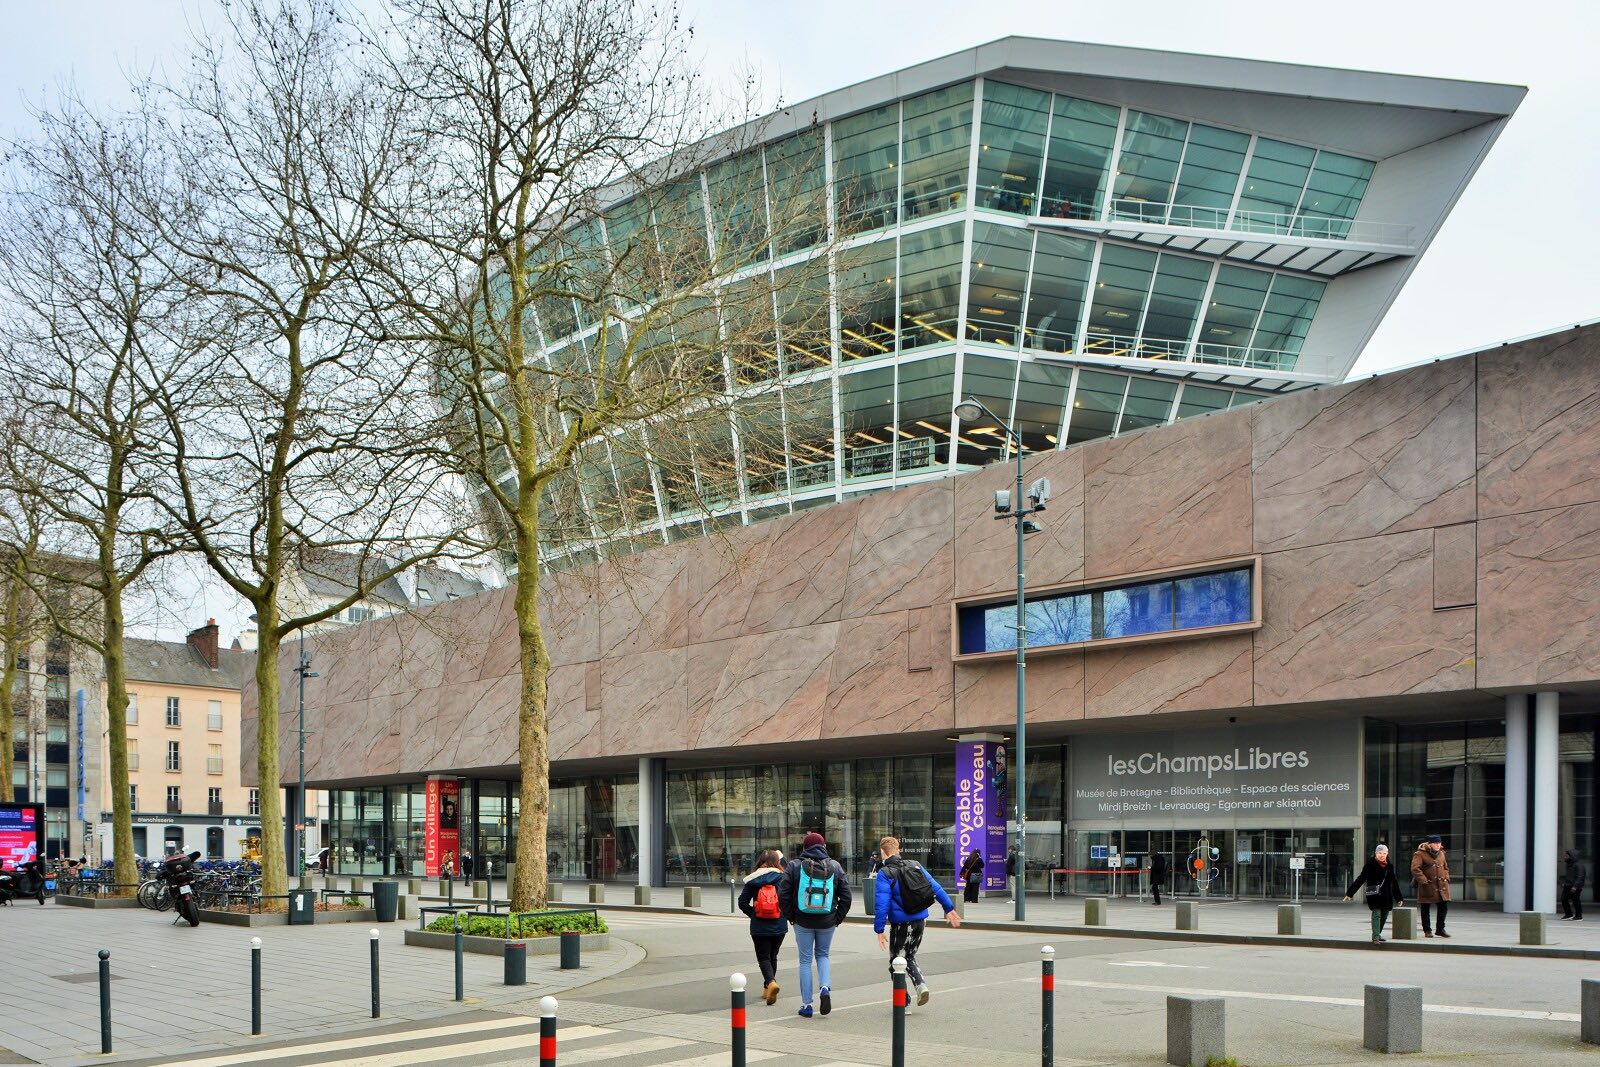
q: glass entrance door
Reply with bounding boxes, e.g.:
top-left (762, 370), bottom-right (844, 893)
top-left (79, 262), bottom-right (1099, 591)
top-left (1232, 829), bottom-right (1355, 899)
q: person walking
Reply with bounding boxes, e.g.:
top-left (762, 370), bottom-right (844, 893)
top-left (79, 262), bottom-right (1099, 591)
top-left (1149, 850), bottom-right (1170, 906)
top-left (1409, 835), bottom-right (1451, 938)
top-left (1561, 849), bottom-right (1587, 920)
top-left (461, 848), bottom-right (476, 881)
top-left (738, 849), bottom-right (789, 1004)
top-left (1345, 843), bottom-right (1404, 943)
top-left (873, 836), bottom-right (961, 1008)
top-left (958, 849), bottom-right (983, 903)
top-left (781, 832), bottom-right (851, 1018)
top-left (1005, 844), bottom-right (1020, 904)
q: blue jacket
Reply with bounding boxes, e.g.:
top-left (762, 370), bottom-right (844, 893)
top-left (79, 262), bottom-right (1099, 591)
top-left (873, 857), bottom-right (956, 933)
top-left (737, 868), bottom-right (789, 937)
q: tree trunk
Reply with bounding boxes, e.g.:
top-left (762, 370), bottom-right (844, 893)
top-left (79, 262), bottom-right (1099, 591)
top-left (510, 520), bottom-right (551, 913)
top-left (101, 583), bottom-right (137, 892)
top-left (254, 627), bottom-right (287, 898)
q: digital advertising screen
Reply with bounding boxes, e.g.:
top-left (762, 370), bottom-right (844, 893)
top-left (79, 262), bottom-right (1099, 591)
top-left (0, 804), bottom-right (44, 867)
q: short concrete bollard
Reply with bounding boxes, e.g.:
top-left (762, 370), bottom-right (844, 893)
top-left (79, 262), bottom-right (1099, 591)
top-left (1391, 907), bottom-right (1418, 941)
top-left (953, 896), bottom-right (965, 920)
top-left (1084, 897), bottom-right (1108, 926)
top-left (396, 895), bottom-right (416, 921)
top-left (683, 886), bottom-right (701, 908)
top-left (1176, 900), bottom-right (1200, 931)
top-left (351, 877), bottom-right (367, 893)
top-left (634, 885), bottom-right (652, 906)
top-left (1520, 911), bottom-right (1546, 946)
top-left (1582, 978), bottom-right (1600, 1044)
top-left (1166, 994), bottom-right (1225, 1066)
top-left (588, 883), bottom-right (605, 904)
top-left (548, 881), bottom-right (563, 902)
top-left (472, 880), bottom-right (487, 899)
top-left (406, 878), bottom-right (422, 896)
top-left (1277, 903), bottom-right (1302, 935)
top-left (1364, 984), bottom-right (1422, 1054)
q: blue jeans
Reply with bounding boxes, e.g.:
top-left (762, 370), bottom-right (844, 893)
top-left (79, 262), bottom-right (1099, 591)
top-left (793, 925), bottom-right (835, 1005)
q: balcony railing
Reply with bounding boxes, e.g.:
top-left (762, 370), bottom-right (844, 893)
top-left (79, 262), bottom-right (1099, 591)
top-left (127, 752), bottom-right (139, 770)
top-left (166, 798), bottom-right (182, 814)
top-left (1079, 331), bottom-right (1300, 374)
top-left (1102, 198), bottom-right (1414, 246)
top-left (208, 800), bottom-right (224, 817)
top-left (207, 758), bottom-right (225, 775)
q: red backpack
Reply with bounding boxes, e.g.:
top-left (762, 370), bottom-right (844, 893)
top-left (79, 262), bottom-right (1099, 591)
top-left (754, 882), bottom-right (782, 920)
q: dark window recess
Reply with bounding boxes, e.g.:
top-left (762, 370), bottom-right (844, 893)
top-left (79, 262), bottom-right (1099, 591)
top-left (958, 565), bottom-right (1252, 655)
top-left (46, 699), bottom-right (68, 718)
top-left (46, 744), bottom-right (68, 764)
top-left (45, 662), bottom-right (69, 676)
top-left (46, 787), bottom-right (69, 808)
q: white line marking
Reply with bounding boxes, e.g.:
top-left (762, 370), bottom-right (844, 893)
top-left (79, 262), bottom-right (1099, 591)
top-left (151, 1017), bottom-right (583, 1066)
top-left (1108, 961), bottom-right (1209, 969)
top-left (310, 1027), bottom-right (614, 1067)
top-left (651, 1050), bottom-right (784, 1065)
top-left (553, 1035), bottom-right (694, 1063)
top-left (1054, 978), bottom-right (1581, 1022)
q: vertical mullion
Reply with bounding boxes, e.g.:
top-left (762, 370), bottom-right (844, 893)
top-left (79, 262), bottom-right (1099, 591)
top-left (1166, 382), bottom-right (1184, 425)
top-left (948, 76), bottom-right (986, 473)
top-left (1290, 149), bottom-right (1321, 234)
top-left (1186, 261), bottom-right (1222, 362)
top-left (1075, 240), bottom-right (1104, 358)
top-left (1016, 229), bottom-right (1040, 356)
top-left (1110, 374), bottom-right (1132, 437)
top-left (1035, 89), bottom-right (1056, 211)
top-left (1225, 133), bottom-right (1258, 230)
top-left (1167, 120), bottom-right (1195, 222)
top-left (1102, 106), bottom-right (1130, 221)
top-left (1131, 252), bottom-right (1162, 356)
top-left (824, 120), bottom-right (843, 498)
top-left (1243, 272), bottom-right (1276, 359)
top-left (1057, 365), bottom-right (1079, 448)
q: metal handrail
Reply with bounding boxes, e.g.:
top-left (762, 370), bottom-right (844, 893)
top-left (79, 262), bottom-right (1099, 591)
top-left (1103, 198), bottom-right (1413, 246)
top-left (1077, 330), bottom-right (1300, 373)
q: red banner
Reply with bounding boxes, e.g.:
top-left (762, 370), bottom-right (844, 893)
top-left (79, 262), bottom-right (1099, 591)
top-left (424, 777), bottom-right (461, 877)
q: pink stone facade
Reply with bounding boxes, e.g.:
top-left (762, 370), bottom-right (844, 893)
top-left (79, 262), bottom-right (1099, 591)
top-left (243, 324), bottom-right (1600, 785)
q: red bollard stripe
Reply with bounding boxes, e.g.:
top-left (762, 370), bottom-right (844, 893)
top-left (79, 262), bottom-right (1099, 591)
top-left (540, 1035), bottom-right (557, 1060)
top-left (731, 1007), bottom-right (746, 1029)
top-left (1042, 974), bottom-right (1055, 991)
top-left (893, 988), bottom-right (908, 1007)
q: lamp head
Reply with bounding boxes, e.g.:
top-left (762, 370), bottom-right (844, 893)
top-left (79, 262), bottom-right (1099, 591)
top-left (953, 398), bottom-right (984, 423)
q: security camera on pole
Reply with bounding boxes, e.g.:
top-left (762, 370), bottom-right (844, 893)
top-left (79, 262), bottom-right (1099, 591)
top-left (953, 397), bottom-right (1048, 923)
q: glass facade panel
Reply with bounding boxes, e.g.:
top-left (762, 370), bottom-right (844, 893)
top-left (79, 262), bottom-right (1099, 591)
top-left (1175, 384), bottom-right (1233, 420)
top-left (901, 83), bottom-right (973, 221)
top-left (897, 222), bottom-right (963, 350)
top-left (775, 262), bottom-right (832, 373)
top-left (1137, 254), bottom-right (1210, 358)
top-left (840, 366), bottom-right (897, 481)
top-left (1197, 265), bottom-right (1270, 360)
top-left (976, 81), bottom-right (1050, 215)
top-left (1250, 275), bottom-right (1326, 367)
top-left (833, 104), bottom-right (900, 234)
top-left (1065, 370), bottom-right (1126, 445)
top-left (1084, 245), bottom-right (1156, 357)
top-left (1236, 138), bottom-right (1317, 230)
top-left (1295, 151), bottom-right (1374, 238)
top-left (1174, 568), bottom-right (1253, 629)
top-left (966, 223), bottom-right (1033, 348)
top-left (1112, 111), bottom-right (1188, 219)
top-left (1012, 360), bottom-right (1071, 453)
top-left (766, 128), bottom-right (826, 255)
top-left (1101, 579), bottom-right (1176, 639)
top-left (1116, 376), bottom-right (1176, 433)
top-left (954, 354), bottom-right (1019, 467)
top-left (1023, 231), bottom-right (1093, 355)
top-left (1041, 96), bottom-right (1119, 219)
top-left (707, 150), bottom-right (768, 269)
top-left (836, 239), bottom-right (898, 362)
top-left (896, 354), bottom-right (955, 473)
top-left (1171, 125), bottom-right (1250, 225)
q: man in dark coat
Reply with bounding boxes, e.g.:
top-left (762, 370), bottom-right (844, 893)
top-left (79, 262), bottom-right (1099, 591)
top-left (1561, 849), bottom-right (1587, 920)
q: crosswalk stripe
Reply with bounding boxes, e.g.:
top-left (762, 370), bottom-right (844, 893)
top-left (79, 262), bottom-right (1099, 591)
top-left (649, 1050), bottom-right (784, 1065)
top-left (549, 1035), bottom-right (694, 1063)
top-left (339, 1027), bottom-right (612, 1067)
top-left (151, 1017), bottom-right (558, 1066)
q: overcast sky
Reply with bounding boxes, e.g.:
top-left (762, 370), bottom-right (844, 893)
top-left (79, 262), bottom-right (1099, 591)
top-left (2, 0), bottom-right (1595, 642)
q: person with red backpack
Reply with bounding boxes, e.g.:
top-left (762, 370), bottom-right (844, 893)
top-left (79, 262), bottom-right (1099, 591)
top-left (738, 849), bottom-right (789, 1005)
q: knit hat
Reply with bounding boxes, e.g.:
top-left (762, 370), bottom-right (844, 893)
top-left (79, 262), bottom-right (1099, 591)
top-left (1425, 834), bottom-right (1442, 844)
top-left (802, 832), bottom-right (826, 850)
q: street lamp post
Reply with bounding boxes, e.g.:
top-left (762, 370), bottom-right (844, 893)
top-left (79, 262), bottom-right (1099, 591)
top-left (953, 397), bottom-right (1047, 923)
top-left (294, 632), bottom-right (318, 885)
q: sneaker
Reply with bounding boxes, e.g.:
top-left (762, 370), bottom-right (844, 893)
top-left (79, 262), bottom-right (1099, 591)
top-left (1372, 936), bottom-right (1386, 943)
top-left (763, 980), bottom-right (779, 1005)
top-left (818, 988), bottom-right (831, 1016)
top-left (916, 983), bottom-right (930, 1007)
top-left (797, 1004), bottom-right (813, 1018)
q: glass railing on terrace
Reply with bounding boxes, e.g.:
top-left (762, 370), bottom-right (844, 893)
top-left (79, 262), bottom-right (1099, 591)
top-left (1100, 199), bottom-right (1413, 245)
top-left (1079, 330), bottom-right (1299, 373)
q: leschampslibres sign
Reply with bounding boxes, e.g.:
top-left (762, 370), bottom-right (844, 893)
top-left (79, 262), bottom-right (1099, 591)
top-left (1069, 720), bottom-right (1360, 824)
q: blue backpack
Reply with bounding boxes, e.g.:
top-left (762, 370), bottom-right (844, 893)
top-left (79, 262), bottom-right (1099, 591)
top-left (796, 857), bottom-right (837, 916)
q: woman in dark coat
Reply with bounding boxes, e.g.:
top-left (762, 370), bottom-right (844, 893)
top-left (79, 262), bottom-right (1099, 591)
top-left (1345, 843), bottom-right (1405, 943)
top-left (958, 849), bottom-right (984, 903)
top-left (738, 849), bottom-right (789, 1005)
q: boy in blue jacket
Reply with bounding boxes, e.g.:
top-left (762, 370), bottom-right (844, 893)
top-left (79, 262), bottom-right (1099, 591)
top-left (873, 835), bottom-right (961, 1007)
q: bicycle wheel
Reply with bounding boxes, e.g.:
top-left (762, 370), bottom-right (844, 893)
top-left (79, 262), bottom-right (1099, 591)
top-left (137, 880), bottom-right (159, 910)
top-left (154, 884), bottom-right (173, 911)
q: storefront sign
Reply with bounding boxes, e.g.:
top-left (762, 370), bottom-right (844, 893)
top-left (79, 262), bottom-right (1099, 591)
top-left (954, 739), bottom-right (1007, 891)
top-left (1070, 720), bottom-right (1360, 824)
top-left (0, 803), bottom-right (43, 866)
top-left (423, 776), bottom-right (461, 877)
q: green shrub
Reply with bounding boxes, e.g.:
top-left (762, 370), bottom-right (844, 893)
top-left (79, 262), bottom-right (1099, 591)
top-left (424, 910), bottom-right (609, 938)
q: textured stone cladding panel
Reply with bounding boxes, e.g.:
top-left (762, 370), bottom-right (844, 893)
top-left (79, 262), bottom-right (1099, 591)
top-left (954, 652), bottom-right (1084, 731)
top-left (547, 663), bottom-right (604, 761)
top-left (1084, 409), bottom-right (1253, 579)
top-left (842, 479), bottom-right (955, 618)
top-left (1085, 635), bottom-right (1254, 719)
top-left (822, 612), bottom-right (953, 738)
top-left (600, 647), bottom-right (687, 755)
top-left (954, 447), bottom-right (1085, 598)
top-left (1253, 358), bottom-right (1476, 553)
top-left (1254, 529), bottom-right (1475, 704)
top-left (1478, 327), bottom-right (1600, 518)
top-left (687, 624), bottom-right (840, 749)
top-left (596, 547), bottom-right (691, 659)
top-left (1479, 501), bottom-right (1600, 689)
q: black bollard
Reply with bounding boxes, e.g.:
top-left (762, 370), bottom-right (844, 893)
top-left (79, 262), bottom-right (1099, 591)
top-left (369, 929), bottom-right (381, 1018)
top-left (1041, 945), bottom-right (1055, 1066)
top-left (891, 955), bottom-right (907, 1067)
top-left (453, 915), bottom-right (465, 1002)
top-left (250, 937), bottom-right (262, 1036)
top-left (97, 949), bottom-right (112, 1054)
top-left (730, 972), bottom-right (747, 1067)
top-left (729, 878), bottom-right (736, 914)
top-left (446, 872), bottom-right (454, 908)
top-left (538, 995), bottom-right (558, 1067)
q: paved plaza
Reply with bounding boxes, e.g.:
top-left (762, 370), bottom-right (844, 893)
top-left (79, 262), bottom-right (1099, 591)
top-left (5, 893), bottom-right (1600, 1066)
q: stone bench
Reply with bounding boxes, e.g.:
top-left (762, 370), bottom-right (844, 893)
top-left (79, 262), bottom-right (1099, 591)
top-left (1364, 984), bottom-right (1422, 1054)
top-left (1166, 994), bottom-right (1224, 1066)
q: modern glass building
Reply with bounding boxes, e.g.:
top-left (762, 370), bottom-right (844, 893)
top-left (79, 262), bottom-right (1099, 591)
top-left (514, 38), bottom-right (1520, 567)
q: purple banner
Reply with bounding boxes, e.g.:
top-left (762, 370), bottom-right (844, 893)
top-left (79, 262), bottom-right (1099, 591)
top-left (955, 740), bottom-right (1008, 892)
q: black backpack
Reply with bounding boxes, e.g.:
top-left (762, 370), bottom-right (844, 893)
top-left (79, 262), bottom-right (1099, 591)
top-left (888, 857), bottom-right (937, 913)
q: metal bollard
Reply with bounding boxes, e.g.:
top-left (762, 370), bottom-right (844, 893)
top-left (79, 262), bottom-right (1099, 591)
top-left (250, 937), bottom-right (262, 1036)
top-left (453, 915), bottom-right (465, 1002)
top-left (538, 995), bottom-right (559, 1067)
top-left (447, 874), bottom-right (455, 908)
top-left (730, 972), bottom-right (747, 1067)
top-left (1041, 945), bottom-right (1055, 1066)
top-left (369, 929), bottom-right (381, 1018)
top-left (559, 930), bottom-right (581, 970)
top-left (890, 955), bottom-right (908, 1067)
top-left (97, 949), bottom-right (112, 1054)
top-left (729, 879), bottom-right (736, 914)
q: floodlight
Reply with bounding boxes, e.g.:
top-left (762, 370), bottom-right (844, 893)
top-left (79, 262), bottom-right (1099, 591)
top-left (993, 490), bottom-right (1011, 514)
top-left (953, 398), bottom-right (984, 423)
top-left (1028, 477), bottom-right (1052, 507)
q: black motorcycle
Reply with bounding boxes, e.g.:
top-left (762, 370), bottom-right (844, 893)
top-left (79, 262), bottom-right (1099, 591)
top-left (0, 859), bottom-right (47, 905)
top-left (159, 851), bottom-right (202, 926)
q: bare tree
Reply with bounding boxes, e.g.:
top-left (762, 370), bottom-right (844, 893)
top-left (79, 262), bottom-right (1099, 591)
top-left (0, 412), bottom-right (51, 804)
top-left (377, 0), bottom-right (835, 910)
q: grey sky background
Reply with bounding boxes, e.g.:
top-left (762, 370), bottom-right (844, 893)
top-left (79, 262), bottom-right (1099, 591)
top-left (2, 0), bottom-right (1595, 642)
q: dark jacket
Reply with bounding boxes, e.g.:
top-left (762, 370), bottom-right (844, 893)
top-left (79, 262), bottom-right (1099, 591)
top-left (1564, 850), bottom-right (1588, 889)
top-left (1005, 849), bottom-right (1019, 877)
top-left (959, 854), bottom-right (984, 881)
top-left (781, 845), bottom-right (852, 930)
top-left (873, 856), bottom-right (956, 932)
top-left (1149, 852), bottom-right (1170, 881)
top-left (738, 867), bottom-right (789, 937)
top-left (1347, 857), bottom-right (1404, 910)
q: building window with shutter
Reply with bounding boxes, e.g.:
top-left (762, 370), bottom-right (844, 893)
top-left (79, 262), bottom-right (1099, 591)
top-left (208, 700), bottom-right (223, 731)
top-left (166, 696), bottom-right (180, 727)
top-left (166, 785), bottom-right (181, 814)
top-left (166, 740), bottom-right (180, 772)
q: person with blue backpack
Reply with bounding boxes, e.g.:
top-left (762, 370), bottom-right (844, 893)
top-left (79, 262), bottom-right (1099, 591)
top-left (874, 835), bottom-right (961, 1008)
top-left (780, 831), bottom-right (852, 1018)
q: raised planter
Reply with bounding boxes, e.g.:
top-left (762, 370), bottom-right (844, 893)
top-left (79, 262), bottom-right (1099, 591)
top-left (54, 895), bottom-right (141, 909)
top-left (198, 907), bottom-right (376, 927)
top-left (403, 929), bottom-right (610, 956)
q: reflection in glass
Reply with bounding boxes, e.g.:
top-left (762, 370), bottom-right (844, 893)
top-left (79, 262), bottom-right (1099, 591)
top-left (1012, 360), bottom-right (1071, 453)
top-left (1295, 152), bottom-right (1374, 238)
top-left (1175, 384), bottom-right (1233, 420)
top-left (836, 239), bottom-right (899, 362)
top-left (1171, 125), bottom-right (1250, 225)
top-left (1236, 138), bottom-right (1316, 230)
top-left (1113, 111), bottom-right (1187, 219)
top-left (1137, 255), bottom-right (1210, 358)
top-left (1024, 231), bottom-right (1093, 354)
top-left (1101, 580), bottom-right (1175, 639)
top-left (896, 354), bottom-right (954, 473)
top-left (840, 366), bottom-right (897, 481)
top-left (1065, 370), bottom-right (1125, 445)
top-left (898, 223), bottom-right (963, 350)
top-left (976, 81), bottom-right (1049, 215)
top-left (1117, 377), bottom-right (1176, 433)
top-left (1085, 245), bottom-right (1156, 356)
top-left (901, 83), bottom-right (973, 221)
top-left (1041, 96), bottom-right (1118, 219)
top-left (1174, 568), bottom-right (1252, 629)
top-left (966, 223), bottom-right (1033, 347)
top-left (833, 104), bottom-right (900, 234)
top-left (954, 354), bottom-right (1018, 467)
top-left (767, 128), bottom-right (827, 254)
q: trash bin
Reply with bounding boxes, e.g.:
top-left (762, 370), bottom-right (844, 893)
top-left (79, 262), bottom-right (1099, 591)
top-left (559, 930), bottom-right (581, 970)
top-left (504, 940), bottom-right (527, 985)
top-left (372, 881), bottom-right (400, 923)
top-left (864, 873), bottom-right (877, 916)
top-left (288, 888), bottom-right (316, 925)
